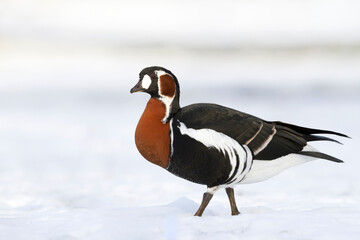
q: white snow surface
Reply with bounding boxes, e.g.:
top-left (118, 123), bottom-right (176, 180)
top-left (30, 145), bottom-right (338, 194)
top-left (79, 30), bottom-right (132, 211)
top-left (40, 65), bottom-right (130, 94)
top-left (0, 88), bottom-right (359, 240)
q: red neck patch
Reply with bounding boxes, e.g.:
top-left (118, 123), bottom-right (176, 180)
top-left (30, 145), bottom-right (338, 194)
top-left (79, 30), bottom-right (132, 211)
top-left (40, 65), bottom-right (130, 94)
top-left (159, 74), bottom-right (176, 98)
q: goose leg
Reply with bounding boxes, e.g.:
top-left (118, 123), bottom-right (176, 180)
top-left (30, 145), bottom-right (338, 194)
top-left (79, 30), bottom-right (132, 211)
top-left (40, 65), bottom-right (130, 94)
top-left (194, 187), bottom-right (218, 217)
top-left (225, 187), bottom-right (240, 215)
top-left (194, 192), bottom-right (213, 216)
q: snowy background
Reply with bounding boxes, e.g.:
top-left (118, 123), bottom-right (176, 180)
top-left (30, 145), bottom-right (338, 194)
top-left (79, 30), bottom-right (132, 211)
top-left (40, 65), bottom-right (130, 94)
top-left (1, 0), bottom-right (360, 239)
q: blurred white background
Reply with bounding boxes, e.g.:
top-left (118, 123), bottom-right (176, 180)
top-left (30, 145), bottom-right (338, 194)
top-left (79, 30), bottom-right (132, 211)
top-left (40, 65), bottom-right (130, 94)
top-left (0, 0), bottom-right (360, 239)
top-left (1, 0), bottom-right (360, 90)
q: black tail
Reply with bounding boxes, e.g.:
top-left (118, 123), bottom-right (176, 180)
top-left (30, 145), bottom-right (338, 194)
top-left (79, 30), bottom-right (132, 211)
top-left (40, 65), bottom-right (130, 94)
top-left (298, 151), bottom-right (344, 163)
top-left (271, 121), bottom-right (350, 144)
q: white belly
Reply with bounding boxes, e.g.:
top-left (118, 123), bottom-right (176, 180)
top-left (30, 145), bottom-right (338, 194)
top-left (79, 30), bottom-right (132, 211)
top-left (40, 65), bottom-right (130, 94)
top-left (241, 145), bottom-right (317, 184)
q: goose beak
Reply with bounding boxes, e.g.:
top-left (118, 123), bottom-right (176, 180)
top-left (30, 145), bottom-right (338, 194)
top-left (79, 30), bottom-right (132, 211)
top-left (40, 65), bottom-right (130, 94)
top-left (130, 81), bottom-right (144, 93)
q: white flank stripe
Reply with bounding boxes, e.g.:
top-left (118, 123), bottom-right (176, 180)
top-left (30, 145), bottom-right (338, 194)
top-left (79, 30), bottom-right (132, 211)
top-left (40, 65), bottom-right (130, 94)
top-left (238, 146), bottom-right (254, 183)
top-left (177, 121), bottom-right (253, 184)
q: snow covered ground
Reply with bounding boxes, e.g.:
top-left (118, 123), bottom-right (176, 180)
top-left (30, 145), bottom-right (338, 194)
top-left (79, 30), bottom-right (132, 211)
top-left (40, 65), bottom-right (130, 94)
top-left (1, 0), bottom-right (360, 239)
top-left (0, 86), bottom-right (359, 239)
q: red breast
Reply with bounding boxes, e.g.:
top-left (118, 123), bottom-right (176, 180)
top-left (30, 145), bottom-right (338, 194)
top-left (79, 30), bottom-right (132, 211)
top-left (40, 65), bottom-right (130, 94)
top-left (135, 98), bottom-right (171, 168)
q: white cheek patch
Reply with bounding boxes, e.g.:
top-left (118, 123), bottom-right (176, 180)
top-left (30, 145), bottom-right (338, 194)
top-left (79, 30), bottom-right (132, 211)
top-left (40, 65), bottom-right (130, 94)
top-left (141, 75), bottom-right (152, 89)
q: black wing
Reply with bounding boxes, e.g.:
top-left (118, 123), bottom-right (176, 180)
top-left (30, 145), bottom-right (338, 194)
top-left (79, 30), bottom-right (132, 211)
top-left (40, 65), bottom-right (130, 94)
top-left (173, 103), bottom-right (347, 161)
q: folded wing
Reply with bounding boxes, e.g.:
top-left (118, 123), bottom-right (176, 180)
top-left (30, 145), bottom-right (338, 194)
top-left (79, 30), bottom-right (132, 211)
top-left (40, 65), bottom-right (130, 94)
top-left (175, 103), bottom-right (348, 162)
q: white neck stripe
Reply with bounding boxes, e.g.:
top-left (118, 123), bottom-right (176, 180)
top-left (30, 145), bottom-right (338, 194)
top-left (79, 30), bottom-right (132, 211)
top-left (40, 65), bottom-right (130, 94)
top-left (156, 72), bottom-right (175, 123)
